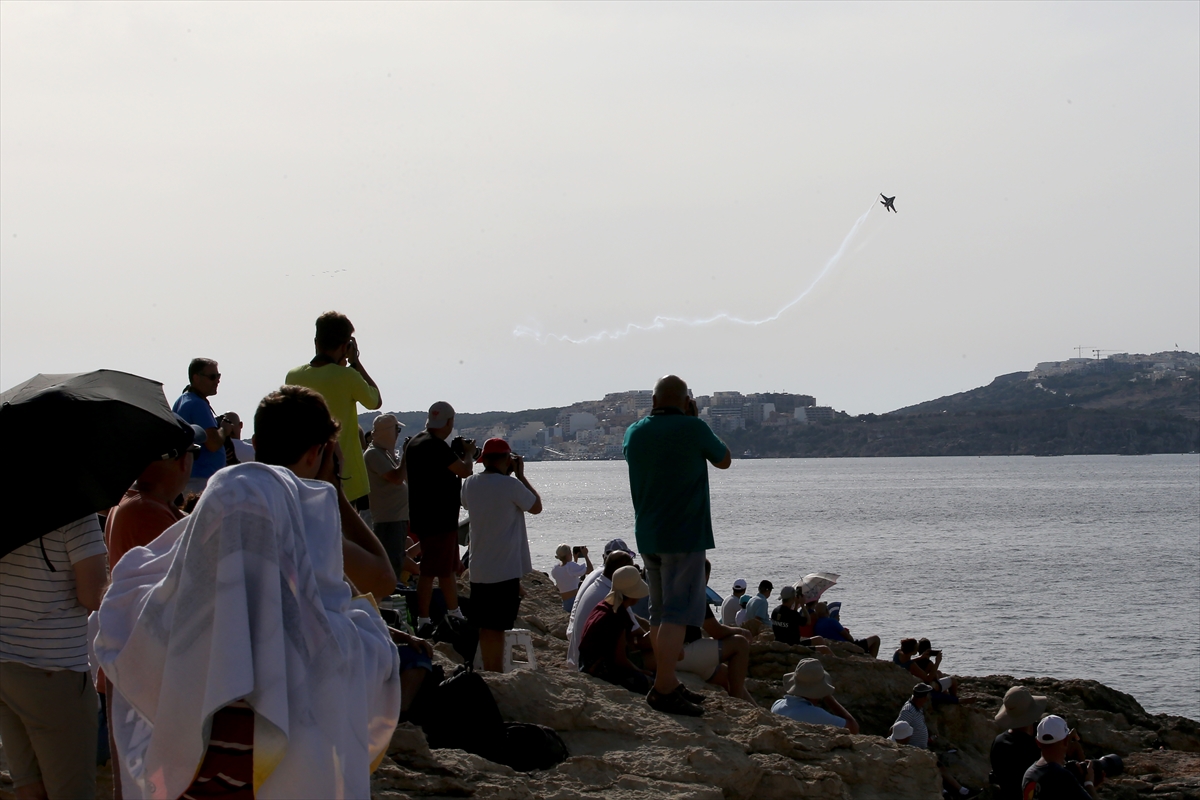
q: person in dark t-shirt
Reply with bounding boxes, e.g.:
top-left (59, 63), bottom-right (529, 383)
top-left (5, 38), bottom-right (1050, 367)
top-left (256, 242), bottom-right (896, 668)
top-left (578, 566), bottom-right (652, 695)
top-left (1022, 716), bottom-right (1098, 800)
top-left (405, 401), bottom-right (475, 629)
top-left (989, 685), bottom-right (1047, 800)
top-left (771, 585), bottom-right (806, 645)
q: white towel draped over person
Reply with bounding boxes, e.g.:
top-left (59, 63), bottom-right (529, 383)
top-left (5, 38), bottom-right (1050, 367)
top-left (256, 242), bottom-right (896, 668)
top-left (95, 462), bottom-right (401, 800)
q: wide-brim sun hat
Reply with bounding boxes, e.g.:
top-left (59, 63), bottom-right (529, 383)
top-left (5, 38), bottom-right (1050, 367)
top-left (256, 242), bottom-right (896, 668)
top-left (784, 658), bottom-right (835, 699)
top-left (995, 685), bottom-right (1049, 730)
top-left (890, 720), bottom-right (914, 741)
top-left (605, 565), bottom-right (650, 606)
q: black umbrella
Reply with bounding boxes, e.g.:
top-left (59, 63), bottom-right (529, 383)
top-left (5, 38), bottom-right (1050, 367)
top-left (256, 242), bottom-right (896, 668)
top-left (0, 369), bottom-right (196, 559)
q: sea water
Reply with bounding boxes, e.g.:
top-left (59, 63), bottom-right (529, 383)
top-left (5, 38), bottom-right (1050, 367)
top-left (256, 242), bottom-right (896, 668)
top-left (518, 454), bottom-right (1200, 720)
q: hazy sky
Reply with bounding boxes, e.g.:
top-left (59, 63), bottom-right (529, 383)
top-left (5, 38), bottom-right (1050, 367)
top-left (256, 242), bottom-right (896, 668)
top-left (3, 2), bottom-right (1197, 420)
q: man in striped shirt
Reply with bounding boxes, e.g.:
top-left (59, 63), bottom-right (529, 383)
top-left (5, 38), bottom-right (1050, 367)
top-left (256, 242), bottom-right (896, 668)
top-left (0, 515), bottom-right (109, 800)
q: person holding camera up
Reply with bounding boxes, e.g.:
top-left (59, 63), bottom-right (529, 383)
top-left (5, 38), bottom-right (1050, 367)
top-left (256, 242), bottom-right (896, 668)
top-left (1022, 715), bottom-right (1103, 799)
top-left (285, 311), bottom-right (382, 506)
top-left (173, 358), bottom-right (237, 494)
top-left (552, 544), bottom-right (594, 612)
top-left (460, 438), bottom-right (542, 671)
top-left (406, 401), bottom-right (474, 630)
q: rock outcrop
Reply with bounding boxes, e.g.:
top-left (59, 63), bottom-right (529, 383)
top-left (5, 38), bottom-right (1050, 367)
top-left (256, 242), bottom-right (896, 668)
top-left (371, 572), bottom-right (1200, 799)
top-left (3, 570), bottom-right (1193, 800)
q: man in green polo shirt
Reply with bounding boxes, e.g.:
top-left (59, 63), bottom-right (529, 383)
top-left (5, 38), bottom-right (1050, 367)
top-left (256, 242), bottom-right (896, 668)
top-left (623, 375), bottom-right (731, 716)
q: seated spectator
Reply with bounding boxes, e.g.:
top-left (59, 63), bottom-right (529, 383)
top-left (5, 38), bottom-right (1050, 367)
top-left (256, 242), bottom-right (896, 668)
top-left (677, 560), bottom-right (755, 703)
top-left (990, 685), bottom-right (1048, 800)
top-left (812, 601), bottom-right (881, 657)
top-left (770, 659), bottom-right (860, 733)
top-left (770, 586), bottom-right (829, 649)
top-left (894, 684), bottom-right (980, 799)
top-left (721, 579), bottom-right (747, 625)
top-left (577, 566), bottom-right (653, 695)
top-left (913, 638), bottom-right (959, 703)
top-left (890, 720), bottom-right (914, 743)
top-left (743, 580), bottom-right (772, 636)
top-left (551, 543), bottom-right (593, 612)
top-left (96, 387), bottom-right (401, 798)
top-left (394, 629), bottom-right (436, 719)
top-left (894, 637), bottom-right (919, 668)
top-left (734, 593), bottom-right (751, 626)
top-left (1022, 716), bottom-right (1100, 800)
top-left (567, 549), bottom-right (635, 669)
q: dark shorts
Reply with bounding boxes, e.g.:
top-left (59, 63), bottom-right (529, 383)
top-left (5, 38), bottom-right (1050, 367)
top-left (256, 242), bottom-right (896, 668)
top-left (643, 550), bottom-right (707, 627)
top-left (416, 530), bottom-right (460, 575)
top-left (375, 520), bottom-right (409, 578)
top-left (853, 638), bottom-right (872, 652)
top-left (469, 578), bottom-right (522, 631)
top-left (398, 644), bottom-right (434, 673)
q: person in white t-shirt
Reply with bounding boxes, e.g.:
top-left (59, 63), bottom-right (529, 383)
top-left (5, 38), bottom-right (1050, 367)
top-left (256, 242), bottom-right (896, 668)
top-left (460, 438), bottom-right (542, 671)
top-left (721, 579), bottom-right (747, 625)
top-left (551, 543), bottom-right (593, 613)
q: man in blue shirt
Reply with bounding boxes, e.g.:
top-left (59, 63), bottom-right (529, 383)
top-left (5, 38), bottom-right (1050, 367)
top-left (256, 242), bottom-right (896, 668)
top-left (624, 375), bottom-right (731, 717)
top-left (743, 580), bottom-right (772, 636)
top-left (770, 658), bottom-right (859, 733)
top-left (172, 358), bottom-right (235, 494)
top-left (812, 601), bottom-right (881, 657)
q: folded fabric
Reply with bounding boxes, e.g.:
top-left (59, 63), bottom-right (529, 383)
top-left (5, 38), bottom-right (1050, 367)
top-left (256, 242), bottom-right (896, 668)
top-left (95, 463), bottom-right (401, 800)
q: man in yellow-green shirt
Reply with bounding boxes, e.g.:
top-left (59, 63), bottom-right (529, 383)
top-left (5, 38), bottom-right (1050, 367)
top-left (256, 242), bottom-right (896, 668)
top-left (285, 311), bottom-right (382, 502)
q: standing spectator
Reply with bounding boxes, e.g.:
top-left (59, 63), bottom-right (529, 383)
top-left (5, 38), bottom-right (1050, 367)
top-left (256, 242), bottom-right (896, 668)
top-left (96, 388), bottom-right (400, 800)
top-left (219, 411), bottom-right (256, 465)
top-left (990, 686), bottom-right (1048, 800)
top-left (172, 357), bottom-right (235, 494)
top-left (365, 414), bottom-right (410, 578)
top-left (770, 659), bottom-right (860, 733)
top-left (566, 550), bottom-right (635, 670)
top-left (720, 579), bottom-right (747, 625)
top-left (460, 438), bottom-right (542, 671)
top-left (101, 418), bottom-right (205, 798)
top-left (551, 544), bottom-right (593, 612)
top-left (405, 401), bottom-right (473, 629)
top-left (623, 374), bottom-right (731, 717)
top-left (0, 516), bottom-right (109, 800)
top-left (285, 311), bottom-right (382, 504)
top-left (743, 580), bottom-right (772, 636)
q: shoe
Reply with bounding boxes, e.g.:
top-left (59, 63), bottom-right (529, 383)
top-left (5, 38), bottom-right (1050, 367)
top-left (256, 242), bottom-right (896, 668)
top-left (647, 687), bottom-right (704, 717)
top-left (674, 683), bottom-right (707, 704)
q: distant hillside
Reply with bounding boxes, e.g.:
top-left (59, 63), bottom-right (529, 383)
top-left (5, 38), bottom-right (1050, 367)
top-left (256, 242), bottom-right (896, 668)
top-left (893, 353), bottom-right (1199, 421)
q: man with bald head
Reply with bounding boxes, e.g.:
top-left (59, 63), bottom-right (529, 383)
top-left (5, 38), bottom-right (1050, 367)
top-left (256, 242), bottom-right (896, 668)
top-left (623, 375), bottom-right (731, 716)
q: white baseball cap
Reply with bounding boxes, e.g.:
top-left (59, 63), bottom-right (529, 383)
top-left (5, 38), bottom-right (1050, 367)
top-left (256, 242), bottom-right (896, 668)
top-left (426, 401), bottom-right (455, 430)
top-left (732, 579), bottom-right (748, 591)
top-left (1036, 715), bottom-right (1071, 744)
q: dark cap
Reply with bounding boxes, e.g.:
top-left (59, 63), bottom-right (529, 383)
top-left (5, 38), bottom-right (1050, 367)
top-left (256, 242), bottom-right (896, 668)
top-left (912, 683), bottom-right (934, 697)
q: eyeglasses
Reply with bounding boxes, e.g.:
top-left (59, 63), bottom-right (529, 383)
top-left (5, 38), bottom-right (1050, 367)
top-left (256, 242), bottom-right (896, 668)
top-left (202, 372), bottom-right (221, 380)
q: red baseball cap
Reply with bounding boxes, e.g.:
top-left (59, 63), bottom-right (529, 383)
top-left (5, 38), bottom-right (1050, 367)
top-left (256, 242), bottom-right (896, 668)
top-left (476, 437), bottom-right (512, 462)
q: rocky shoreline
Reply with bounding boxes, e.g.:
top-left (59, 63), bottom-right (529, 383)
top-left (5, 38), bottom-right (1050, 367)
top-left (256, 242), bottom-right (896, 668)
top-left (2, 571), bottom-right (1195, 800)
top-left (371, 572), bottom-right (1199, 800)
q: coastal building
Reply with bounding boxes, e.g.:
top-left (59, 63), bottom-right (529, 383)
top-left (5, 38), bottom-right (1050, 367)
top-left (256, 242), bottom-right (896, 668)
top-left (804, 406), bottom-right (835, 424)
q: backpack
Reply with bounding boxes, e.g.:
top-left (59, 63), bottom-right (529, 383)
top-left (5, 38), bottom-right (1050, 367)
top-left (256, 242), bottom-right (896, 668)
top-left (419, 665), bottom-right (504, 753)
top-left (492, 722), bottom-right (570, 772)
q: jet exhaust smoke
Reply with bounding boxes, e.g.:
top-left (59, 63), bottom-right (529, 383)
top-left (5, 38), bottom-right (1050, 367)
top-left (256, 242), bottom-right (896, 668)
top-left (514, 198), bottom-right (878, 345)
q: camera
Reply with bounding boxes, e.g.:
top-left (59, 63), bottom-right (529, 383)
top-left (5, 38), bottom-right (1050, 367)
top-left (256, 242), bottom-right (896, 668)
top-left (573, 546), bottom-right (583, 557)
top-left (450, 436), bottom-right (476, 458)
top-left (1066, 754), bottom-right (1124, 782)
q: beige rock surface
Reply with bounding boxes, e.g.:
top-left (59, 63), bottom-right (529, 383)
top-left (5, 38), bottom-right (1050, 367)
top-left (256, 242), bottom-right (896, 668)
top-left (3, 571), bottom-right (1194, 800)
top-left (372, 573), bottom-right (1199, 799)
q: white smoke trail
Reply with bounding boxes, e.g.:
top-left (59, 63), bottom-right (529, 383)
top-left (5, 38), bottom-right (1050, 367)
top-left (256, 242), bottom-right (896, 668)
top-left (514, 198), bottom-right (878, 345)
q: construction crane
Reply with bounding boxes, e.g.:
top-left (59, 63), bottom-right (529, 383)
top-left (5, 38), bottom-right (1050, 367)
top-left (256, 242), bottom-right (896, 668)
top-left (1092, 349), bottom-right (1121, 360)
top-left (1074, 345), bottom-right (1095, 358)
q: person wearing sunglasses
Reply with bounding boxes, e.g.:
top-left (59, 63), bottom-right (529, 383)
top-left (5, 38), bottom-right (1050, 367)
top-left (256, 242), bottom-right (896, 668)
top-left (172, 358), bottom-right (237, 494)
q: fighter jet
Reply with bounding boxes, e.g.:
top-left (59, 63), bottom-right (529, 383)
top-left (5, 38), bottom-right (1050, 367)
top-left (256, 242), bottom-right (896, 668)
top-left (880, 194), bottom-right (897, 213)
